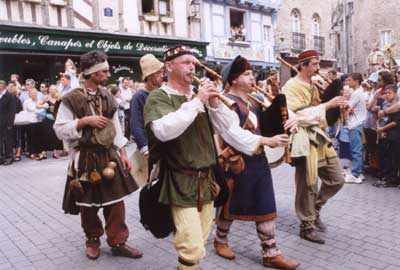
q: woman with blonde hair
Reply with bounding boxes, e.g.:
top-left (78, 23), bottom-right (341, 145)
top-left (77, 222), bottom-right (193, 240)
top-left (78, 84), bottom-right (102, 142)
top-left (23, 89), bottom-right (47, 160)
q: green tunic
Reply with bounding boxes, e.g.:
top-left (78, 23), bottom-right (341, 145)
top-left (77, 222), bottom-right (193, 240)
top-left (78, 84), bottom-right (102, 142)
top-left (144, 89), bottom-right (216, 207)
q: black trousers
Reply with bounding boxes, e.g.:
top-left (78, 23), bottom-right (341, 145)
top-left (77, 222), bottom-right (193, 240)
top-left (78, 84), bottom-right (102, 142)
top-left (124, 109), bottom-right (131, 140)
top-left (0, 126), bottom-right (14, 160)
top-left (27, 123), bottom-right (44, 155)
top-left (364, 128), bottom-right (378, 167)
top-left (386, 140), bottom-right (400, 179)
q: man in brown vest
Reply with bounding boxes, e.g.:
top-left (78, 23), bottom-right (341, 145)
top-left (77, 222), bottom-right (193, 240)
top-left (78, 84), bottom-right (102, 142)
top-left (54, 50), bottom-right (142, 260)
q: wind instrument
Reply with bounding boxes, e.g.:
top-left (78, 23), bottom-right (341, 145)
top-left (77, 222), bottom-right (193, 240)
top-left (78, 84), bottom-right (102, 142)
top-left (194, 60), bottom-right (223, 81)
top-left (252, 84), bottom-right (274, 103)
top-left (276, 56), bottom-right (299, 73)
top-left (191, 75), bottom-right (235, 108)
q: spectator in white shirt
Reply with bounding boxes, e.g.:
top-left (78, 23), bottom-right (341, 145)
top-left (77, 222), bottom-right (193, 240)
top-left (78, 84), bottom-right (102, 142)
top-left (60, 74), bottom-right (72, 96)
top-left (20, 79), bottom-right (43, 104)
top-left (119, 77), bottom-right (133, 139)
top-left (344, 73), bottom-right (367, 184)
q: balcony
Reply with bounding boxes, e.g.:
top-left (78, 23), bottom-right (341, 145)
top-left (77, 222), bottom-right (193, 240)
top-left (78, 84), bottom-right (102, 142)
top-left (291, 32), bottom-right (306, 51)
top-left (228, 26), bottom-right (250, 47)
top-left (313, 36), bottom-right (325, 55)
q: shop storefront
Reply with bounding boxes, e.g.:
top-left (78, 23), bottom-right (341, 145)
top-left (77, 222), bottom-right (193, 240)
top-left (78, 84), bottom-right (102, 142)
top-left (0, 24), bottom-right (207, 84)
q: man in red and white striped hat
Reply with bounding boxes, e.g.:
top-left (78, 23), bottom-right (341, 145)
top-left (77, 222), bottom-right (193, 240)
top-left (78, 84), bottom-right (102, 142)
top-left (282, 50), bottom-right (347, 244)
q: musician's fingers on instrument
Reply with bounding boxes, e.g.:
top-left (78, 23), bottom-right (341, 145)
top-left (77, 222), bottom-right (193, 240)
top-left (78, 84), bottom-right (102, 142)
top-left (199, 77), bottom-right (210, 84)
top-left (283, 119), bottom-right (296, 130)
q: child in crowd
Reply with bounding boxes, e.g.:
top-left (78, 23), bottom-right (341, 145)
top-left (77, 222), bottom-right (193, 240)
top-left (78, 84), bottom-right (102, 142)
top-left (375, 84), bottom-right (400, 187)
top-left (344, 73), bottom-right (368, 184)
top-left (338, 85), bottom-right (352, 176)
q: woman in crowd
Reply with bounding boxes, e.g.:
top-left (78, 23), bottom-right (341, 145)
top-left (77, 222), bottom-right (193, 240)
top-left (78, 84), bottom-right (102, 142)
top-left (40, 85), bottom-right (63, 159)
top-left (23, 89), bottom-right (48, 160)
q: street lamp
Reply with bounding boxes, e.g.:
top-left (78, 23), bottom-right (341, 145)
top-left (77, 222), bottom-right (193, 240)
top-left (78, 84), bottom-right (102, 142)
top-left (189, 0), bottom-right (200, 20)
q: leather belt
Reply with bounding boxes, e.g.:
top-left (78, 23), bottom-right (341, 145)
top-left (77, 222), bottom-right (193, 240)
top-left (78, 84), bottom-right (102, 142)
top-left (177, 168), bottom-right (210, 212)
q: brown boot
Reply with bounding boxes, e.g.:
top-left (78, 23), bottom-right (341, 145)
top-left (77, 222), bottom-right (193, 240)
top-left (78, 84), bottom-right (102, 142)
top-left (263, 255), bottom-right (300, 269)
top-left (111, 243), bottom-right (143, 258)
top-left (177, 257), bottom-right (202, 270)
top-left (214, 240), bottom-right (235, 260)
top-left (299, 227), bottom-right (325, 244)
top-left (85, 237), bottom-right (100, 260)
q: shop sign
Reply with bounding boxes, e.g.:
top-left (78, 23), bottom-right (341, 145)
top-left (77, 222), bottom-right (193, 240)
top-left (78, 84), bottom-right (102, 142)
top-left (104, 7), bottom-right (113, 17)
top-left (112, 65), bottom-right (134, 74)
top-left (0, 28), bottom-right (206, 58)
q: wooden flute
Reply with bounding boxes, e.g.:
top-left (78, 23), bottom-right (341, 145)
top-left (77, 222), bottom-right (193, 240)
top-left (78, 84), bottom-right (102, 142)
top-left (191, 75), bottom-right (236, 108)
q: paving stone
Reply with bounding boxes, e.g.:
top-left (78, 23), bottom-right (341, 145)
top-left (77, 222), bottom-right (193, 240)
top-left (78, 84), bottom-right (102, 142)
top-left (1, 156), bottom-right (400, 269)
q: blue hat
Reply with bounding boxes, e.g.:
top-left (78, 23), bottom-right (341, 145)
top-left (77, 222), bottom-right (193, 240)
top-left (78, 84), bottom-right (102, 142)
top-left (368, 72), bottom-right (379, 83)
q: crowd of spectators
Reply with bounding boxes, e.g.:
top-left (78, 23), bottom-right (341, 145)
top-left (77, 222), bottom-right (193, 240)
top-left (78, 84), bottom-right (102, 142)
top-left (325, 68), bottom-right (400, 188)
top-left (0, 67), bottom-right (141, 166)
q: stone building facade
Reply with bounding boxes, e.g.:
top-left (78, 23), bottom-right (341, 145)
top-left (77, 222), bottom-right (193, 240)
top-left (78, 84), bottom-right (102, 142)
top-left (202, 0), bottom-right (280, 76)
top-left (332, 0), bottom-right (400, 73)
top-left (275, 0), bottom-right (336, 61)
top-left (0, 0), bottom-right (204, 82)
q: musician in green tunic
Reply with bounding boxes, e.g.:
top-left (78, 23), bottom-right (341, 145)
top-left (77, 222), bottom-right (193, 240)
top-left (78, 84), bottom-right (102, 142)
top-left (144, 46), bottom-right (223, 270)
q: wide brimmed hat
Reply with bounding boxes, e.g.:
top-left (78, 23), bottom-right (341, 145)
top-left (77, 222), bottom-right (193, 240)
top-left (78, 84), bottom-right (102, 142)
top-left (140, 54), bottom-right (164, 81)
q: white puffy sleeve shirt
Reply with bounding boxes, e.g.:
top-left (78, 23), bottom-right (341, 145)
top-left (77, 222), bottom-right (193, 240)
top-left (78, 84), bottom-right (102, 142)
top-left (149, 87), bottom-right (262, 156)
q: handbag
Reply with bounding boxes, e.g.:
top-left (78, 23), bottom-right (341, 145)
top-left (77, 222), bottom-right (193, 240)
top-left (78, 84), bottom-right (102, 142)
top-left (93, 121), bottom-right (116, 147)
top-left (14, 111), bottom-right (39, 125)
top-left (218, 145), bottom-right (245, 174)
top-left (139, 176), bottom-right (174, 239)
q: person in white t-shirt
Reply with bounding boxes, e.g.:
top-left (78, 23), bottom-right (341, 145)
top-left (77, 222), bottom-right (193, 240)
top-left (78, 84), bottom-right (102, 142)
top-left (344, 73), bottom-right (367, 183)
top-left (119, 77), bottom-right (133, 139)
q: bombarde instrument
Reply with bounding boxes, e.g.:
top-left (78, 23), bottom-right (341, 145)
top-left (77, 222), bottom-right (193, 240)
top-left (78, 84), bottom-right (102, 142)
top-left (251, 84), bottom-right (275, 103)
top-left (194, 60), bottom-right (223, 81)
top-left (277, 54), bottom-right (347, 128)
top-left (276, 56), bottom-right (299, 73)
top-left (191, 75), bottom-right (236, 108)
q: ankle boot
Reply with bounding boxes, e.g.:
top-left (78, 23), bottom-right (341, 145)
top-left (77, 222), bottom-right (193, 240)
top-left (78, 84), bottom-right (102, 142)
top-left (111, 243), bottom-right (143, 258)
top-left (85, 236), bottom-right (100, 260)
top-left (263, 255), bottom-right (300, 269)
top-left (177, 257), bottom-right (202, 270)
top-left (214, 239), bottom-right (235, 259)
top-left (299, 222), bottom-right (325, 244)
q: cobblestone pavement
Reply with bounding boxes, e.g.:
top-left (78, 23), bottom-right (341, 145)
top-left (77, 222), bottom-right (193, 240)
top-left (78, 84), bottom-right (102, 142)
top-left (1, 155), bottom-right (400, 270)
